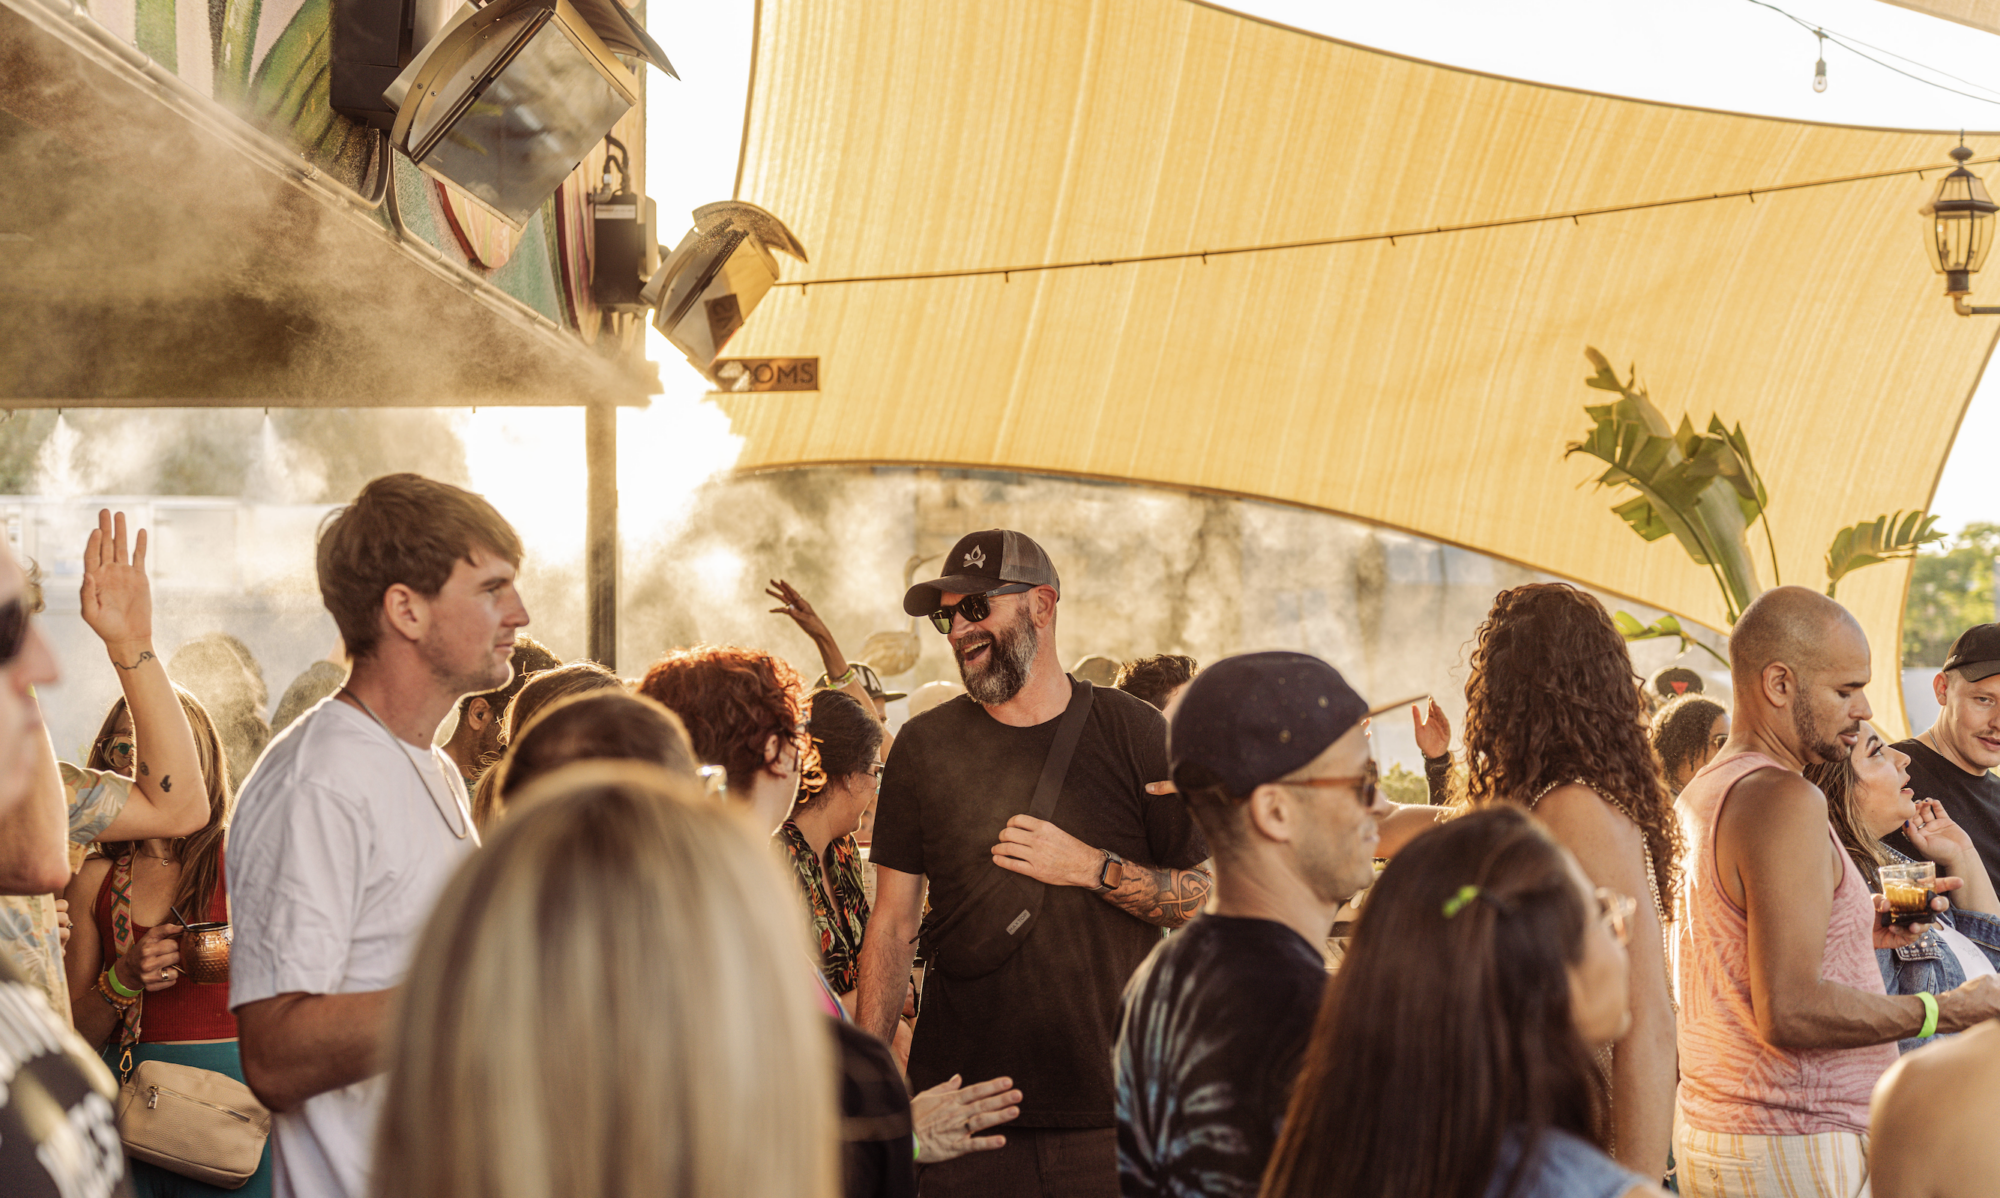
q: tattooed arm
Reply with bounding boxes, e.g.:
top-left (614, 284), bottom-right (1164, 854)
top-left (82, 511), bottom-right (207, 843)
top-left (990, 814), bottom-right (1213, 928)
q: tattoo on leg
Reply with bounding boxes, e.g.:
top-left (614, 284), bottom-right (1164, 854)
top-left (1104, 864), bottom-right (1213, 929)
top-left (112, 651), bottom-right (156, 672)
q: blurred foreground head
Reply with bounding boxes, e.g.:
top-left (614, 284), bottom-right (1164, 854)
top-left (375, 762), bottom-right (837, 1198)
top-left (0, 540), bottom-right (57, 820)
top-left (486, 690), bottom-right (698, 820)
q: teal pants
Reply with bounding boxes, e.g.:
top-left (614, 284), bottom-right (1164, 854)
top-left (103, 1040), bottom-right (274, 1198)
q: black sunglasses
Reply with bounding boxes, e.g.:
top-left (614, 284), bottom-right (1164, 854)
top-left (0, 598), bottom-right (27, 668)
top-left (928, 584), bottom-right (1033, 634)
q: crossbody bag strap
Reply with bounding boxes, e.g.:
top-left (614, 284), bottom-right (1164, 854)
top-left (107, 854), bottom-right (143, 1067)
top-left (1027, 680), bottom-right (1095, 823)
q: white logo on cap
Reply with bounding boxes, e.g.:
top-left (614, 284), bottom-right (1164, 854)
top-left (963, 546), bottom-right (987, 569)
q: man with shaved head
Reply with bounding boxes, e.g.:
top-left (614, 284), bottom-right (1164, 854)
top-left (1673, 587), bottom-right (2000, 1198)
top-left (1881, 623), bottom-right (2000, 895)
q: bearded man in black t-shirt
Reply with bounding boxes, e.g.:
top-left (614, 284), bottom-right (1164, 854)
top-left (855, 530), bottom-right (1210, 1198)
top-left (1883, 623), bottom-right (2000, 893)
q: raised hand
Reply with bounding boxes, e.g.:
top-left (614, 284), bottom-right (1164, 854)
top-left (79, 510), bottom-right (153, 653)
top-left (766, 578), bottom-right (833, 646)
top-left (1903, 799), bottom-right (1977, 868)
top-left (912, 1074), bottom-right (1021, 1163)
top-left (1413, 697), bottom-right (1452, 760)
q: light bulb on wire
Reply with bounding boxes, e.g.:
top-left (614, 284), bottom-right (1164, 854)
top-left (1813, 29), bottom-right (1828, 92)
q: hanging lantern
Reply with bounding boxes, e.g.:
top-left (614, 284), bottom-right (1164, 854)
top-left (1920, 144), bottom-right (1999, 297)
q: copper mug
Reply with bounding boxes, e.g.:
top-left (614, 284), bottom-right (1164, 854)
top-left (181, 922), bottom-right (232, 985)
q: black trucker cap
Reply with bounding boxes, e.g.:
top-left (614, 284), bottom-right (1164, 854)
top-left (1169, 651), bottom-right (1369, 797)
top-left (815, 661), bottom-right (906, 703)
top-left (1944, 623), bottom-right (2000, 682)
top-left (903, 530), bottom-right (1062, 616)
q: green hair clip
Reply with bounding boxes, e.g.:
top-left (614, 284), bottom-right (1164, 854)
top-left (1442, 885), bottom-right (1482, 919)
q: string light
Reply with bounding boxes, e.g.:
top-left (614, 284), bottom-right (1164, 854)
top-left (1746, 0), bottom-right (2000, 106)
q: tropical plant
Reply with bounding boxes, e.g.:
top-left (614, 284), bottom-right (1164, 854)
top-left (1564, 349), bottom-right (1775, 625)
top-left (1609, 611), bottom-right (1728, 669)
top-left (1825, 511), bottom-right (1945, 598)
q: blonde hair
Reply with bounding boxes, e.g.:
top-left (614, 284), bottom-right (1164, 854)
top-left (374, 762), bottom-right (837, 1198)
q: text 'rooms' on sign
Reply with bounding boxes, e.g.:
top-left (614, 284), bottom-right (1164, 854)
top-left (714, 358), bottom-right (819, 392)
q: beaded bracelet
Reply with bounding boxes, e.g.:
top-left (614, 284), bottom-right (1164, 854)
top-left (95, 969), bottom-right (139, 1009)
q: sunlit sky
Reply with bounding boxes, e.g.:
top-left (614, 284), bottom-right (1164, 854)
top-left (636, 0), bottom-right (2000, 533)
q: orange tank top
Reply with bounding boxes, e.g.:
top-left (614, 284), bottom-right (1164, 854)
top-left (1675, 752), bottom-right (1897, 1136)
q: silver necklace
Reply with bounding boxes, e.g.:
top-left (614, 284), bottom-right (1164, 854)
top-left (339, 688), bottom-right (473, 840)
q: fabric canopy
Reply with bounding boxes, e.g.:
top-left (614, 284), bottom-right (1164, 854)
top-left (1878, 0), bottom-right (2000, 35)
top-left (721, 0), bottom-right (2000, 715)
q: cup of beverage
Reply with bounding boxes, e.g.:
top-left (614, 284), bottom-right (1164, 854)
top-left (181, 922), bottom-right (232, 985)
top-left (1879, 862), bottom-right (1938, 928)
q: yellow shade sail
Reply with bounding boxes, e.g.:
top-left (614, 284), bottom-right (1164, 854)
top-left (720, 0), bottom-right (2000, 715)
top-left (1877, 0), bottom-right (2000, 36)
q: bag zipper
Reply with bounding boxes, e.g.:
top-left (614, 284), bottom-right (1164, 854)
top-left (145, 1084), bottom-right (255, 1123)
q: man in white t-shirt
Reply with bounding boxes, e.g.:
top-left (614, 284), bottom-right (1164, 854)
top-left (230, 474), bottom-right (531, 1198)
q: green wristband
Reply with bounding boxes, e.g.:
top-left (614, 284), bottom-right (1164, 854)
top-left (1917, 991), bottom-right (1940, 1040)
top-left (104, 967), bottom-right (141, 999)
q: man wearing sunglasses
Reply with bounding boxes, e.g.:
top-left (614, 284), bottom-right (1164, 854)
top-left (1113, 651), bottom-right (1384, 1198)
top-left (856, 530), bottom-right (1210, 1198)
top-left (0, 534), bottom-right (136, 1196)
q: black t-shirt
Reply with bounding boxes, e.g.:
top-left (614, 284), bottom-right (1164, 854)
top-left (1113, 914), bottom-right (1327, 1198)
top-left (871, 685), bottom-right (1207, 1128)
top-left (0, 957), bottom-right (130, 1198)
top-left (1881, 738), bottom-right (2000, 895)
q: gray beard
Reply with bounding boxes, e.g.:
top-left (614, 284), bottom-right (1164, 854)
top-left (959, 613), bottom-right (1038, 705)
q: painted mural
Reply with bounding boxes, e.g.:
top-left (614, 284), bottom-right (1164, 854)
top-left (82, 0), bottom-right (640, 338)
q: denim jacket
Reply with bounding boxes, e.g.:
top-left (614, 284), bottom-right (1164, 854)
top-left (1873, 845), bottom-right (2000, 1052)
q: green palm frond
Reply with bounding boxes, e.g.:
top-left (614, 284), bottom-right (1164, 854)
top-left (1825, 511), bottom-right (1946, 598)
top-left (1610, 611), bottom-right (1729, 668)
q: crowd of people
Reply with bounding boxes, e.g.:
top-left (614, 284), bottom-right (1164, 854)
top-left (0, 472), bottom-right (1997, 1198)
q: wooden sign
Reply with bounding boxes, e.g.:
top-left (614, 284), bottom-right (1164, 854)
top-left (714, 358), bottom-right (820, 392)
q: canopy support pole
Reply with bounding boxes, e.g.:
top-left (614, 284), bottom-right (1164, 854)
top-left (585, 398), bottom-right (618, 668)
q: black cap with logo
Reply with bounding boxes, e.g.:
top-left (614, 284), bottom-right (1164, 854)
top-left (903, 530), bottom-right (1062, 616)
top-left (1944, 623), bottom-right (2000, 682)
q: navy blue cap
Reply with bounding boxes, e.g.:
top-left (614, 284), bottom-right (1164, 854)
top-left (1169, 651), bottom-right (1368, 796)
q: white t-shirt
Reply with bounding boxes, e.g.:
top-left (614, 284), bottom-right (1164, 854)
top-left (228, 697), bottom-right (479, 1198)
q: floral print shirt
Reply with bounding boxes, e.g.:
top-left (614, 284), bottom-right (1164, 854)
top-left (776, 821), bottom-right (871, 997)
top-left (0, 763), bottom-right (133, 1023)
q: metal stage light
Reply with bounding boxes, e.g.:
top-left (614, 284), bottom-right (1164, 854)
top-left (383, 0), bottom-right (671, 228)
top-left (642, 201), bottom-right (808, 384)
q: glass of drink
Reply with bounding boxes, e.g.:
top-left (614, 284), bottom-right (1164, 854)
top-left (1879, 862), bottom-right (1939, 928)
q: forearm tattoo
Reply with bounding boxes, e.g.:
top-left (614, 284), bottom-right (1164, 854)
top-left (1104, 863), bottom-right (1213, 929)
top-left (113, 651), bottom-right (156, 671)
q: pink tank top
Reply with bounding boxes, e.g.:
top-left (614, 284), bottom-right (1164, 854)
top-left (1676, 752), bottom-right (1898, 1136)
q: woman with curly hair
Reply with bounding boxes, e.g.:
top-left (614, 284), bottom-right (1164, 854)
top-left (1462, 582), bottom-right (1682, 1181)
top-left (637, 645), bottom-right (809, 835)
top-left (1651, 693), bottom-right (1729, 797)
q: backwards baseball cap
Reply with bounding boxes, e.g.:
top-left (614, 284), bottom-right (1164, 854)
top-left (903, 530), bottom-right (1061, 617)
top-left (1169, 650), bottom-right (1369, 797)
top-left (814, 661), bottom-right (906, 703)
top-left (1944, 623), bottom-right (2000, 682)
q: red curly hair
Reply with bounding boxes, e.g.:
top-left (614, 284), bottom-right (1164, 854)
top-left (637, 646), bottom-right (808, 795)
top-left (1461, 583), bottom-right (1682, 907)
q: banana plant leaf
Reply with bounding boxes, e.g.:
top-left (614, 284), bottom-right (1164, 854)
top-left (1611, 611), bottom-right (1729, 669)
top-left (1567, 348), bottom-right (1768, 622)
top-left (1825, 511), bottom-right (1945, 597)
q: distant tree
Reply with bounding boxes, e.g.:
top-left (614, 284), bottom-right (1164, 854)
top-left (1903, 523), bottom-right (2000, 667)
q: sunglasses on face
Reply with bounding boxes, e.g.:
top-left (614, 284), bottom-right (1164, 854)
top-left (1281, 760), bottom-right (1381, 808)
top-left (1595, 887), bottom-right (1637, 947)
top-left (95, 734), bottom-right (136, 772)
top-left (927, 584), bottom-right (1033, 634)
top-left (0, 598), bottom-right (27, 668)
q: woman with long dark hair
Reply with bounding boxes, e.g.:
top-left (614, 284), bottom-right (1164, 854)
top-left (1460, 582), bottom-right (1682, 1179)
top-left (1262, 805), bottom-right (1663, 1198)
top-left (779, 689), bottom-right (886, 1005)
top-left (61, 686), bottom-right (273, 1197)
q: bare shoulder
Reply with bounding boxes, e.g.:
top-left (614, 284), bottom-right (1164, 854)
top-left (64, 855), bottom-right (112, 902)
top-left (1530, 784), bottom-right (1643, 850)
top-left (1718, 767), bottom-right (1829, 847)
top-left (1872, 1022), bottom-right (2000, 1194)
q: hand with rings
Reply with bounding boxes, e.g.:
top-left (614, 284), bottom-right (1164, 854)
top-left (116, 922), bottom-right (185, 994)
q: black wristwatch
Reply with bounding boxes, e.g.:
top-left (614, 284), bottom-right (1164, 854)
top-left (1091, 850), bottom-right (1126, 893)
